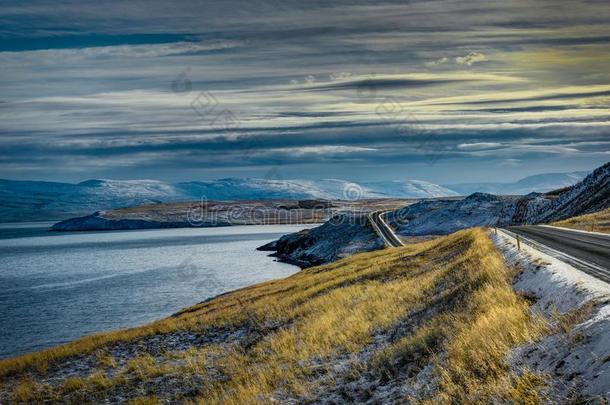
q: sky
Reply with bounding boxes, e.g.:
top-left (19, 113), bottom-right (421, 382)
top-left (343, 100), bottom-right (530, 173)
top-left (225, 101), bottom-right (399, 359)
top-left (0, 0), bottom-right (609, 184)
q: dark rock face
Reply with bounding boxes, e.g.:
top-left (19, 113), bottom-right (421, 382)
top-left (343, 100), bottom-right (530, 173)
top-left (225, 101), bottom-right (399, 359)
top-left (258, 213), bottom-right (384, 268)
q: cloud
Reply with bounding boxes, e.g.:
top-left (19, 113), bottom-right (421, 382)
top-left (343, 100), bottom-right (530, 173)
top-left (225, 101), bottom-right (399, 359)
top-left (455, 52), bottom-right (488, 66)
top-left (329, 72), bottom-right (352, 81)
top-left (500, 158), bottom-right (522, 166)
top-left (262, 145), bottom-right (377, 157)
top-left (457, 142), bottom-right (503, 150)
top-left (0, 0), bottom-right (608, 182)
top-left (425, 57), bottom-right (448, 67)
top-left (299, 74), bottom-right (476, 92)
top-left (0, 40), bottom-right (243, 62)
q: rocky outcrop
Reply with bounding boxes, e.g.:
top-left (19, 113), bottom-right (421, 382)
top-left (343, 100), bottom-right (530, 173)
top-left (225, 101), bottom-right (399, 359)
top-left (258, 213), bottom-right (384, 267)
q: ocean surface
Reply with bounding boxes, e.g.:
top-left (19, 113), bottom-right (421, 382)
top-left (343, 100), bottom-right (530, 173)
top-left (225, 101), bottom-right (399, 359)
top-left (0, 222), bottom-right (310, 359)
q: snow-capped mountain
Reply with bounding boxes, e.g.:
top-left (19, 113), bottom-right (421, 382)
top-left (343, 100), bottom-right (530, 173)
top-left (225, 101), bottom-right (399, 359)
top-left (361, 180), bottom-right (459, 199)
top-left (175, 178), bottom-right (370, 201)
top-left (0, 177), bottom-right (455, 222)
top-left (0, 166), bottom-right (600, 223)
top-left (446, 171), bottom-right (588, 196)
top-left (175, 178), bottom-right (459, 201)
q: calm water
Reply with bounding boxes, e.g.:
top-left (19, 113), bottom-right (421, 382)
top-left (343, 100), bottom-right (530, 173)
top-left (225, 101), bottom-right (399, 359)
top-left (0, 222), bottom-right (310, 359)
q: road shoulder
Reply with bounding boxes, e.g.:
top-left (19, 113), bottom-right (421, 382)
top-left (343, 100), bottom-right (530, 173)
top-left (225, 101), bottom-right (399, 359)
top-left (490, 230), bottom-right (610, 401)
top-left (500, 228), bottom-right (610, 283)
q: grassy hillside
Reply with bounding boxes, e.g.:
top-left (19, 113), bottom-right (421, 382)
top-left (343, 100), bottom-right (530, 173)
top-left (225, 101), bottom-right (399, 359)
top-left (0, 229), bottom-right (549, 404)
top-left (551, 208), bottom-right (610, 233)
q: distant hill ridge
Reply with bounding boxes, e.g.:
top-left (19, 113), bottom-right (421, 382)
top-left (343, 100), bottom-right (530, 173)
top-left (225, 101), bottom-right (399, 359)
top-left (0, 177), bottom-right (455, 222)
top-left (445, 171), bottom-right (588, 196)
top-left (0, 168), bottom-right (597, 222)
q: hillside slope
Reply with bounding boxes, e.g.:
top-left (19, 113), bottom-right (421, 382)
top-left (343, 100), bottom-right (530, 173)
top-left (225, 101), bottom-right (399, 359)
top-left (551, 208), bottom-right (610, 234)
top-left (51, 199), bottom-right (411, 232)
top-left (387, 192), bottom-right (552, 236)
top-left (0, 179), bottom-right (186, 222)
top-left (534, 162), bottom-right (610, 223)
top-left (0, 229), bottom-right (557, 404)
top-left (388, 162), bottom-right (609, 236)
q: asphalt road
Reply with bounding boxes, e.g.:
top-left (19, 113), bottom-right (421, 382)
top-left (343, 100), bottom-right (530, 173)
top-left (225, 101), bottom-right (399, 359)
top-left (508, 225), bottom-right (610, 282)
top-left (368, 211), bottom-right (404, 247)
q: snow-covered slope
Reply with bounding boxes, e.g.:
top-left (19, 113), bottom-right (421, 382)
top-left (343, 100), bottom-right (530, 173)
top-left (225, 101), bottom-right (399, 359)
top-left (492, 231), bottom-right (610, 401)
top-left (0, 177), bottom-right (455, 222)
top-left (362, 180), bottom-right (458, 198)
top-left (176, 178), bottom-right (458, 200)
top-left (446, 171), bottom-right (588, 195)
top-left (387, 162), bottom-right (609, 236)
top-left (534, 162), bottom-right (610, 223)
top-left (386, 192), bottom-right (553, 236)
top-left (176, 178), bottom-right (361, 200)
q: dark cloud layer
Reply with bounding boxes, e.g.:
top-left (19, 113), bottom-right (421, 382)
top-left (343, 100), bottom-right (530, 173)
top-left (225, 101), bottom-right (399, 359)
top-left (0, 0), bottom-right (609, 182)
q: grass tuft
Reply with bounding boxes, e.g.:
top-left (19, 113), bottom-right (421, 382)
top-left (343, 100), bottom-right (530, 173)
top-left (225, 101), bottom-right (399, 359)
top-left (10, 378), bottom-right (46, 403)
top-left (60, 377), bottom-right (86, 394)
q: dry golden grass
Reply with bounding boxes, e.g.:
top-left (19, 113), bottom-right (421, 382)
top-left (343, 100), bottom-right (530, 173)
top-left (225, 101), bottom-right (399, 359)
top-left (10, 378), bottom-right (46, 403)
top-left (91, 370), bottom-right (114, 387)
top-left (124, 354), bottom-right (167, 381)
top-left (1, 228), bottom-right (549, 403)
top-left (95, 351), bottom-right (117, 369)
top-left (551, 208), bottom-right (610, 233)
top-left (60, 376), bottom-right (86, 394)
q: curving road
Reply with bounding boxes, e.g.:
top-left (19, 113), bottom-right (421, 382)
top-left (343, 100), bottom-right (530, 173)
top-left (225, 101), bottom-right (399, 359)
top-left (368, 211), bottom-right (404, 247)
top-left (368, 213), bottom-right (610, 282)
top-left (507, 225), bottom-right (610, 283)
